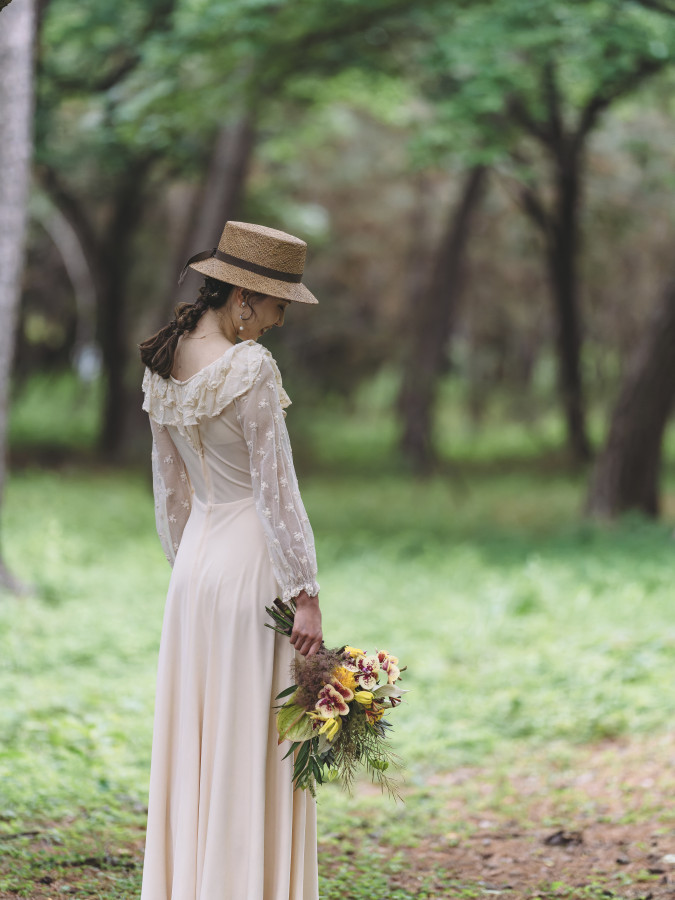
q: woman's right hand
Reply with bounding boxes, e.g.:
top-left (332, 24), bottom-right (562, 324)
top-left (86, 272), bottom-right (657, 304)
top-left (290, 591), bottom-right (323, 657)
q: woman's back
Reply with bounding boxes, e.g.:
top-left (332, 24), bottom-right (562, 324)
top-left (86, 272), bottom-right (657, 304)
top-left (169, 409), bottom-right (252, 505)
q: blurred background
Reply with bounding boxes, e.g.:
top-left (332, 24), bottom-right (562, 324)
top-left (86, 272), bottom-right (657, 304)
top-left (2, 0), bottom-right (675, 897)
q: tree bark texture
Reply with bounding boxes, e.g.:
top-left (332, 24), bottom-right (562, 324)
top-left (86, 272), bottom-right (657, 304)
top-left (397, 164), bottom-right (487, 470)
top-left (32, 193), bottom-right (97, 350)
top-left (511, 49), bottom-right (670, 463)
top-left (585, 277), bottom-right (675, 519)
top-left (516, 159), bottom-right (591, 462)
top-left (97, 158), bottom-right (152, 457)
top-left (546, 159), bottom-right (591, 462)
top-left (0, 0), bottom-right (35, 592)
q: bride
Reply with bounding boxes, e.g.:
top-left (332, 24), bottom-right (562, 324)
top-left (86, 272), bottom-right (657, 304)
top-left (138, 221), bottom-right (322, 900)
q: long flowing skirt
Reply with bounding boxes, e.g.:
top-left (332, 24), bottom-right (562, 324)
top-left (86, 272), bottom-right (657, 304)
top-left (141, 495), bottom-right (319, 900)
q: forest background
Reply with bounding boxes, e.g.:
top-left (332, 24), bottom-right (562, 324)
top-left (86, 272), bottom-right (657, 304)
top-left (2, 0), bottom-right (675, 897)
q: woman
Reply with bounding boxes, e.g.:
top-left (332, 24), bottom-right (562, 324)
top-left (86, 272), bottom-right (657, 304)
top-left (139, 221), bottom-right (322, 900)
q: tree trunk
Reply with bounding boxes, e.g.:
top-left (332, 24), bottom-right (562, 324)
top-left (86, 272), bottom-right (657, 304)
top-left (0, 0), bottom-right (35, 593)
top-left (32, 192), bottom-right (97, 352)
top-left (397, 164), bottom-right (487, 470)
top-left (98, 158), bottom-right (152, 458)
top-left (546, 159), bottom-right (591, 462)
top-left (585, 277), bottom-right (675, 518)
top-left (169, 114), bottom-right (256, 305)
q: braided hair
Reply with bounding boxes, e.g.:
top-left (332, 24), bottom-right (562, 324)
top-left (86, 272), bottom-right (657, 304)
top-left (139, 277), bottom-right (236, 378)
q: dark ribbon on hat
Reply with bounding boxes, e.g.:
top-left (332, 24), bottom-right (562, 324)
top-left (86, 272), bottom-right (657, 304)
top-left (178, 246), bottom-right (303, 286)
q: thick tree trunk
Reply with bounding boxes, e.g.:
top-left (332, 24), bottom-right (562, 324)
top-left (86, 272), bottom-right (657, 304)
top-left (0, 0), bottom-right (35, 593)
top-left (98, 159), bottom-right (152, 458)
top-left (169, 115), bottom-right (256, 304)
top-left (585, 277), bottom-right (675, 518)
top-left (546, 161), bottom-right (591, 462)
top-left (397, 165), bottom-right (487, 470)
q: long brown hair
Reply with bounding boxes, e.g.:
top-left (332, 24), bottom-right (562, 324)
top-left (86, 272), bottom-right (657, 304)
top-left (140, 277), bottom-right (236, 378)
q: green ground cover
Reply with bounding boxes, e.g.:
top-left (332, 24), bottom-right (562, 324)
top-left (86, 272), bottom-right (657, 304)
top-left (2, 372), bottom-right (675, 897)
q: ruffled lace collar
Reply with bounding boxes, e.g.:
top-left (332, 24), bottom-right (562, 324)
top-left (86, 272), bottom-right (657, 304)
top-left (142, 340), bottom-right (291, 435)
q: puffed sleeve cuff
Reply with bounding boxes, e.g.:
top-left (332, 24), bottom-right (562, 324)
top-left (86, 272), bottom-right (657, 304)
top-left (283, 580), bottom-right (321, 603)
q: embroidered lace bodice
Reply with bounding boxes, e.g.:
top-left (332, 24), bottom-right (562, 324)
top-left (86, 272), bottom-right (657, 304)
top-left (141, 340), bottom-right (319, 602)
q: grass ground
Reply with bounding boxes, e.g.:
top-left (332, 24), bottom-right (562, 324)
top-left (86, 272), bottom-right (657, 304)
top-left (1, 371), bottom-right (675, 898)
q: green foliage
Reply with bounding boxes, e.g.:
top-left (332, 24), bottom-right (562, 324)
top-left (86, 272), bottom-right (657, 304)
top-left (36, 0), bottom-right (675, 189)
top-left (277, 701), bottom-right (314, 743)
top-left (410, 0), bottom-right (675, 166)
top-left (5, 365), bottom-right (675, 898)
top-left (3, 393), bottom-right (675, 894)
top-left (37, 0), bottom-right (427, 174)
top-left (2, 443), bottom-right (675, 826)
top-left (0, 471), bottom-right (165, 822)
top-left (9, 371), bottom-right (102, 452)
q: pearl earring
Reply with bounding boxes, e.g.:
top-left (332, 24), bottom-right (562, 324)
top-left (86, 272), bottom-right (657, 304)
top-left (239, 325), bottom-right (244, 331)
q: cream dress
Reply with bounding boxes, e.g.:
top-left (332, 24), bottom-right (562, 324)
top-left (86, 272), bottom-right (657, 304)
top-left (140, 339), bottom-right (320, 900)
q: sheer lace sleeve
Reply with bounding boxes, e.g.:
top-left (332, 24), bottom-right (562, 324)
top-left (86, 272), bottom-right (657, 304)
top-left (234, 354), bottom-right (320, 602)
top-left (149, 418), bottom-right (192, 566)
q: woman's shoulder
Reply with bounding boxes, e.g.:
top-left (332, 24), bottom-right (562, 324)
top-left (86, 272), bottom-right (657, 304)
top-left (234, 341), bottom-right (291, 411)
top-left (141, 340), bottom-right (290, 429)
top-left (225, 340), bottom-right (285, 391)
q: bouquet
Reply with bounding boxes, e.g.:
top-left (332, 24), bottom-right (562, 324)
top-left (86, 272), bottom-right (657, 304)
top-left (265, 597), bottom-right (407, 797)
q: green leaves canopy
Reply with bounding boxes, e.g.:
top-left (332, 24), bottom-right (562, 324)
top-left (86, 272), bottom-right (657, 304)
top-left (409, 0), bottom-right (675, 166)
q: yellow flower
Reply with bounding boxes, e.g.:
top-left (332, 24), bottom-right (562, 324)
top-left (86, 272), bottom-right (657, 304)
top-left (318, 716), bottom-right (341, 741)
top-left (354, 691), bottom-right (374, 707)
top-left (332, 667), bottom-right (357, 693)
top-left (344, 646), bottom-right (365, 659)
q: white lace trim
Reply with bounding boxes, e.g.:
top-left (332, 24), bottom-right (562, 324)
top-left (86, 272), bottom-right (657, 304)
top-left (282, 580), bottom-right (321, 603)
top-left (141, 340), bottom-right (291, 438)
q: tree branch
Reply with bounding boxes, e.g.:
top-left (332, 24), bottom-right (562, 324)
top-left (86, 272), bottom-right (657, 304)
top-left (517, 182), bottom-right (552, 239)
top-left (254, 0), bottom-right (428, 91)
top-left (36, 164), bottom-right (104, 292)
top-left (48, 0), bottom-right (176, 95)
top-left (507, 94), bottom-right (554, 147)
top-left (630, 0), bottom-right (675, 16)
top-left (292, 0), bottom-right (420, 53)
top-left (495, 164), bottom-right (553, 243)
top-left (542, 59), bottom-right (565, 158)
top-left (574, 54), bottom-right (669, 147)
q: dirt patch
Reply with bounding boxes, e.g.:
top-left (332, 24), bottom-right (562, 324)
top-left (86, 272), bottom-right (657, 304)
top-left (383, 821), bottom-right (674, 898)
top-left (322, 733), bottom-right (675, 898)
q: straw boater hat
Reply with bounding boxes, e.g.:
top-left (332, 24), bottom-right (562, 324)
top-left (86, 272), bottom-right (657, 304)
top-left (178, 221), bottom-right (318, 304)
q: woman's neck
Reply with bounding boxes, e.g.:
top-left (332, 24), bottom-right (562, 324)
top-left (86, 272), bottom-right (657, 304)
top-left (191, 307), bottom-right (236, 344)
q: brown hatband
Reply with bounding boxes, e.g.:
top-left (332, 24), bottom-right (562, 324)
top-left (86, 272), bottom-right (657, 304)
top-left (179, 247), bottom-right (303, 286)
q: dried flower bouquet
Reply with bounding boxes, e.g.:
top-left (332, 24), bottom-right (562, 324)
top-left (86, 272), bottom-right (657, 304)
top-left (265, 597), bottom-right (407, 796)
